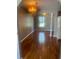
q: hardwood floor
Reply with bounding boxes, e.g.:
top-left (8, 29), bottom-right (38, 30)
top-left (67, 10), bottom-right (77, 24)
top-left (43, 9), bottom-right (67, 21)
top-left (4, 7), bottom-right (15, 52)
top-left (20, 31), bottom-right (61, 59)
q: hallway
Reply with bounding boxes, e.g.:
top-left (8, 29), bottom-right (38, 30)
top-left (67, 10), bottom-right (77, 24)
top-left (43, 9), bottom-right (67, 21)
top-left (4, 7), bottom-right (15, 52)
top-left (17, 0), bottom-right (61, 59)
top-left (21, 31), bottom-right (60, 59)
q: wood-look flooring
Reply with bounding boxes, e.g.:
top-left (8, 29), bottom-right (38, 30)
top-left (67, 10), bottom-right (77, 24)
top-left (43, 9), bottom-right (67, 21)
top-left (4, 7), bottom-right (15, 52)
top-left (21, 31), bottom-right (61, 59)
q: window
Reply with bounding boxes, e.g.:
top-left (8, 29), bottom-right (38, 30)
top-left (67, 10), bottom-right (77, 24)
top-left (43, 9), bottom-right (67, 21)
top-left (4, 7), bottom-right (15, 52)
top-left (38, 16), bottom-right (45, 27)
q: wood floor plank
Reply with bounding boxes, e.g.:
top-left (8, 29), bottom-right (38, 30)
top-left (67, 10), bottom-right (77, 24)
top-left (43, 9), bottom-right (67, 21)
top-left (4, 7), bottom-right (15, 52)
top-left (21, 31), bottom-right (60, 59)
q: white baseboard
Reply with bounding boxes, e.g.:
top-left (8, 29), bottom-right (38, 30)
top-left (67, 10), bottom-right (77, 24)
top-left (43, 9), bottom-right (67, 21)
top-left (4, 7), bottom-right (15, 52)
top-left (53, 34), bottom-right (61, 40)
top-left (20, 31), bottom-right (34, 43)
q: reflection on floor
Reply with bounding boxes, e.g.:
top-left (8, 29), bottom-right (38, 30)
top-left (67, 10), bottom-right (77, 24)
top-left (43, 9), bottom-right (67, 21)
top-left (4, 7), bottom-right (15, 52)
top-left (38, 32), bottom-right (45, 44)
top-left (21, 31), bottom-right (61, 59)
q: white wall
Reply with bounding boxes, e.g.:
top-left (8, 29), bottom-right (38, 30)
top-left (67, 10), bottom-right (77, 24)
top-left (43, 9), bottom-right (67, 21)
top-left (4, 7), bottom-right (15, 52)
top-left (17, 0), bottom-right (21, 6)
top-left (53, 16), bottom-right (61, 39)
top-left (17, 40), bottom-right (20, 59)
top-left (18, 13), bottom-right (34, 41)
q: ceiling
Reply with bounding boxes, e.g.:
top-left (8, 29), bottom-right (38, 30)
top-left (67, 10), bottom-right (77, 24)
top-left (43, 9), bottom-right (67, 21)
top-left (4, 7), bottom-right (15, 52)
top-left (17, 0), bottom-right (61, 12)
top-left (37, 0), bottom-right (60, 12)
